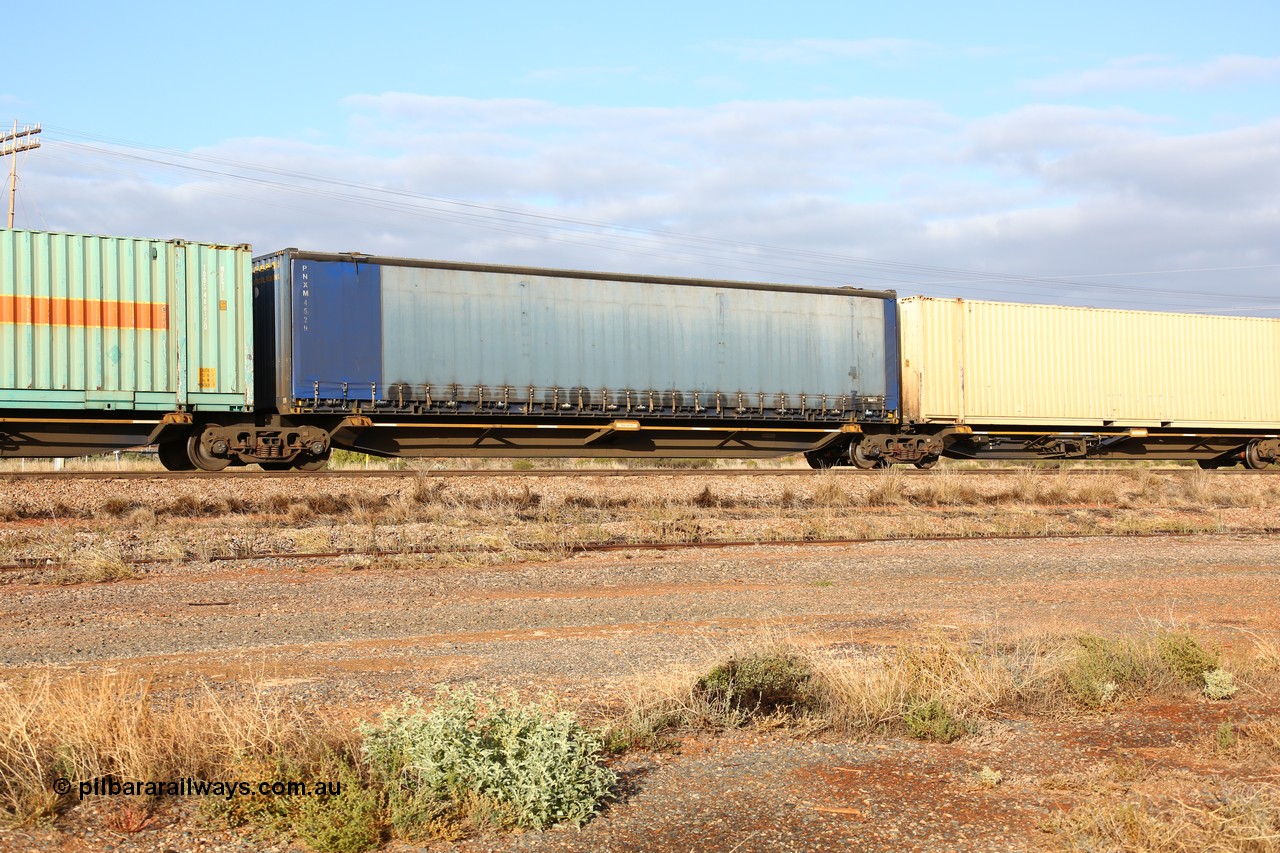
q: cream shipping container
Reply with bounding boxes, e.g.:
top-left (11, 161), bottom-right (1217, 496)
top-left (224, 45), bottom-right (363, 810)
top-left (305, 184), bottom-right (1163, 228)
top-left (898, 296), bottom-right (1280, 429)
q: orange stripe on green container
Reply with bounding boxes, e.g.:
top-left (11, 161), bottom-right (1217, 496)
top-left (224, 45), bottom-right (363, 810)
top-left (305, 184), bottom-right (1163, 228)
top-left (0, 296), bottom-right (169, 330)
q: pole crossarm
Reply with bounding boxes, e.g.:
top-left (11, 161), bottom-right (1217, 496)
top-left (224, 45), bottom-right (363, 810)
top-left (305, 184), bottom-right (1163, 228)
top-left (0, 123), bottom-right (41, 155)
top-left (0, 140), bottom-right (41, 156)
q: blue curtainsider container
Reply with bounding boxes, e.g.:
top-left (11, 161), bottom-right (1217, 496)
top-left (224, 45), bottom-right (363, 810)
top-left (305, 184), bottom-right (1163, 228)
top-left (253, 250), bottom-right (898, 424)
top-left (0, 228), bottom-right (253, 411)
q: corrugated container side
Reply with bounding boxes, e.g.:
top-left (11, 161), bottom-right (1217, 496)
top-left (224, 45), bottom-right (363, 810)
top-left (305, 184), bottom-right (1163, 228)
top-left (900, 296), bottom-right (1280, 428)
top-left (376, 264), bottom-right (888, 403)
top-left (259, 252), bottom-right (897, 420)
top-left (0, 228), bottom-right (253, 411)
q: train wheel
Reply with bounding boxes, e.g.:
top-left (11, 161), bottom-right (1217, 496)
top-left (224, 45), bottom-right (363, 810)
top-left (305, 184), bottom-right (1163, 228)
top-left (850, 442), bottom-right (886, 470)
top-left (1243, 442), bottom-right (1274, 470)
top-left (805, 449), bottom-right (839, 469)
top-left (158, 441), bottom-right (195, 471)
top-left (1196, 459), bottom-right (1222, 470)
top-left (186, 434), bottom-right (230, 472)
top-left (293, 451), bottom-right (330, 472)
top-left (914, 455), bottom-right (940, 470)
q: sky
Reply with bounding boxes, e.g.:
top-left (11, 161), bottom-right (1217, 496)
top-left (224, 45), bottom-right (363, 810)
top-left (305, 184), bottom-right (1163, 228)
top-left (3, 0), bottom-right (1278, 314)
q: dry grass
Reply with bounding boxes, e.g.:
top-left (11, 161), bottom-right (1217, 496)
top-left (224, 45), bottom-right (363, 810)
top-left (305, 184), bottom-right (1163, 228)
top-left (863, 469), bottom-right (908, 507)
top-left (1054, 784), bottom-right (1280, 852)
top-left (3, 466), bottom-right (1278, 586)
top-left (53, 543), bottom-right (136, 584)
top-left (811, 474), bottom-right (851, 507)
top-left (1246, 718), bottom-right (1280, 756)
top-left (0, 674), bottom-right (346, 827)
top-left (0, 674), bottom-right (615, 849)
top-left (605, 629), bottom-right (1280, 749)
top-left (911, 471), bottom-right (983, 506)
top-left (2, 504), bottom-right (1265, 585)
top-left (600, 629), bottom-right (1280, 851)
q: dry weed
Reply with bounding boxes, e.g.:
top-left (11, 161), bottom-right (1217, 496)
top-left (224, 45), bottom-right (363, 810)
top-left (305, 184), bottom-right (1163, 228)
top-left (607, 626), bottom-right (1267, 751)
top-left (862, 469), bottom-right (907, 507)
top-left (1007, 468), bottom-right (1042, 504)
top-left (1073, 476), bottom-right (1123, 507)
top-left (813, 632), bottom-right (1060, 734)
top-left (55, 543), bottom-right (135, 584)
top-left (1181, 469), bottom-right (1213, 505)
top-left (1054, 784), bottom-right (1280, 852)
top-left (810, 475), bottom-right (849, 508)
top-left (1038, 473), bottom-right (1075, 505)
top-left (409, 476), bottom-right (447, 506)
top-left (563, 494), bottom-right (636, 511)
top-left (911, 471), bottom-right (979, 506)
top-left (1248, 633), bottom-right (1280, 676)
top-left (0, 674), bottom-right (344, 827)
top-left (261, 492), bottom-right (294, 515)
top-left (95, 498), bottom-right (139, 519)
top-left (163, 495), bottom-right (223, 518)
top-left (691, 485), bottom-right (724, 509)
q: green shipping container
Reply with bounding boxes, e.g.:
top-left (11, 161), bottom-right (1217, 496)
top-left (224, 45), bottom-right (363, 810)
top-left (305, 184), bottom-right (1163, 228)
top-left (0, 228), bottom-right (253, 411)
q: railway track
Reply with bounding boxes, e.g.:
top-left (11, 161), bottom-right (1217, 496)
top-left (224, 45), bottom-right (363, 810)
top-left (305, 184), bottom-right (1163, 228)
top-left (4, 529), bottom-right (1275, 575)
top-left (0, 466), bottom-right (1270, 480)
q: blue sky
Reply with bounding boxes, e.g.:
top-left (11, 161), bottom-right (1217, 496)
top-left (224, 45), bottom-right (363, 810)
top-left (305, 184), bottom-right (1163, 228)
top-left (4, 1), bottom-right (1279, 312)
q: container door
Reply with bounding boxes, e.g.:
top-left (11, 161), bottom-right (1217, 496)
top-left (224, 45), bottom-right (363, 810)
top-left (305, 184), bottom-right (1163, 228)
top-left (171, 243), bottom-right (188, 408)
top-left (290, 259), bottom-right (383, 405)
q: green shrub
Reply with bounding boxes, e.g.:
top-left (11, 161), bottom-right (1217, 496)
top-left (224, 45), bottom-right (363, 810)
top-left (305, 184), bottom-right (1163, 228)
top-left (383, 785), bottom-right (465, 842)
top-left (903, 699), bottom-right (968, 743)
top-left (1062, 635), bottom-right (1153, 707)
top-left (201, 756), bottom-right (295, 832)
top-left (294, 758), bottom-right (383, 853)
top-left (1215, 720), bottom-right (1237, 752)
top-left (695, 652), bottom-right (815, 718)
top-left (360, 687), bottom-right (614, 835)
top-left (599, 708), bottom-right (683, 755)
top-left (1157, 632), bottom-right (1219, 687)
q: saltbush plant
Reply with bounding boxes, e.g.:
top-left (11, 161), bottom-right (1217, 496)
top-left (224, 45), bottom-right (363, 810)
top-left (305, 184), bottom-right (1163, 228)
top-left (1062, 635), bottom-right (1158, 707)
top-left (903, 698), bottom-right (968, 743)
top-left (1157, 631), bottom-right (1220, 688)
top-left (293, 756), bottom-right (383, 853)
top-left (694, 651), bottom-right (815, 719)
top-left (1202, 668), bottom-right (1238, 700)
top-left (360, 687), bottom-right (615, 836)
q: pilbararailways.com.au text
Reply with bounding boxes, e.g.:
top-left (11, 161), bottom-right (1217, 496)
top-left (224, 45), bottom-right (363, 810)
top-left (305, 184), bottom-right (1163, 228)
top-left (55, 777), bottom-right (343, 801)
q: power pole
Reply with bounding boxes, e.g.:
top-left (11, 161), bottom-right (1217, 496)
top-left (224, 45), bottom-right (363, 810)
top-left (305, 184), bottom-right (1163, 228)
top-left (2, 122), bottom-right (41, 228)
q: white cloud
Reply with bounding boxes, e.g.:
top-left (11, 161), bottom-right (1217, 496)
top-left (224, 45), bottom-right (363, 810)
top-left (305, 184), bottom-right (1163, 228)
top-left (19, 94), bottom-right (1280, 313)
top-left (1028, 54), bottom-right (1280, 94)
top-left (1045, 120), bottom-right (1280, 207)
top-left (966, 105), bottom-right (1166, 171)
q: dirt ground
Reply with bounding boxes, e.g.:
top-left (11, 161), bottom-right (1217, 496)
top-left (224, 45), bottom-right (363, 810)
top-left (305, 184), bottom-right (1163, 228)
top-left (0, 471), bottom-right (1277, 851)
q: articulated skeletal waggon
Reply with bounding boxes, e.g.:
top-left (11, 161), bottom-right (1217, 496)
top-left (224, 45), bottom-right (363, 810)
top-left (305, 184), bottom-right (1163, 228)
top-left (1, 228), bottom-right (1277, 471)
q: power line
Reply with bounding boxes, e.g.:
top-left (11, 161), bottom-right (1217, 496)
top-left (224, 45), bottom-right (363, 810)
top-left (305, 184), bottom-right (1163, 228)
top-left (32, 126), bottom-right (1280, 311)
